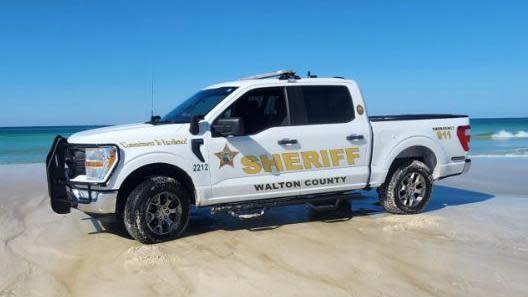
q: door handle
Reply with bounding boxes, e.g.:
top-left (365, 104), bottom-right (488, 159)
top-left (278, 138), bottom-right (298, 145)
top-left (346, 134), bottom-right (364, 141)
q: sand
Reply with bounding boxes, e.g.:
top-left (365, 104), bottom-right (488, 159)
top-left (1, 158), bottom-right (527, 297)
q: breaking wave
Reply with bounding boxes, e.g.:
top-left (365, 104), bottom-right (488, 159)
top-left (491, 130), bottom-right (528, 139)
top-left (476, 130), bottom-right (528, 140)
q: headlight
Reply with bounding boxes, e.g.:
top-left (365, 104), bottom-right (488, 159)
top-left (85, 146), bottom-right (119, 182)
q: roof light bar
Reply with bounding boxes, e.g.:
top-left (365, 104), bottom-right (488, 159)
top-left (240, 70), bottom-right (296, 80)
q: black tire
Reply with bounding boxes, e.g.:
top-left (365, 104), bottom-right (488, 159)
top-left (123, 176), bottom-right (191, 244)
top-left (378, 160), bottom-right (433, 214)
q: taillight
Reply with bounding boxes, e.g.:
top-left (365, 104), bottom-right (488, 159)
top-left (457, 125), bottom-right (471, 151)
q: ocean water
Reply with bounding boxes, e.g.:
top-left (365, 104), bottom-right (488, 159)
top-left (471, 118), bottom-right (528, 157)
top-left (0, 126), bottom-right (104, 164)
top-left (1, 118), bottom-right (528, 164)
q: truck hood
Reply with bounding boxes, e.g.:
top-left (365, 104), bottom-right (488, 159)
top-left (68, 123), bottom-right (188, 145)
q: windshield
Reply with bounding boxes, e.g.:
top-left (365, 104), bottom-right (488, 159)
top-left (161, 87), bottom-right (237, 123)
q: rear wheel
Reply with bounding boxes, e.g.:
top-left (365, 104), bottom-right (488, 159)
top-left (124, 176), bottom-right (191, 243)
top-left (379, 160), bottom-right (433, 214)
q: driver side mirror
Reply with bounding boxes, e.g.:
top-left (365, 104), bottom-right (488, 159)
top-left (212, 118), bottom-right (245, 137)
top-left (189, 115), bottom-right (203, 135)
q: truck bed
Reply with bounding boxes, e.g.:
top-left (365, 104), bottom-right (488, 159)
top-left (368, 114), bottom-right (470, 186)
top-left (369, 114), bottom-right (468, 122)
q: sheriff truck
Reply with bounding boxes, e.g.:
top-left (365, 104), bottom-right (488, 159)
top-left (46, 70), bottom-right (471, 243)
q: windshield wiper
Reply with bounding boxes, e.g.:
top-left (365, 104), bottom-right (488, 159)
top-left (147, 118), bottom-right (190, 125)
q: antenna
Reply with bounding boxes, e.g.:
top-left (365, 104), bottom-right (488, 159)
top-left (150, 72), bottom-right (154, 118)
top-left (148, 72), bottom-right (161, 123)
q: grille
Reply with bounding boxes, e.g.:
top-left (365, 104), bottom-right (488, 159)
top-left (65, 147), bottom-right (86, 178)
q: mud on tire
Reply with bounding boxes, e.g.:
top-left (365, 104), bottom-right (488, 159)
top-left (123, 176), bottom-right (191, 244)
top-left (378, 160), bottom-right (433, 214)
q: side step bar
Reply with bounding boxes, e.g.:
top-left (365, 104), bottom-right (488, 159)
top-left (228, 208), bottom-right (267, 220)
top-left (307, 198), bottom-right (344, 212)
top-left (210, 191), bottom-right (357, 219)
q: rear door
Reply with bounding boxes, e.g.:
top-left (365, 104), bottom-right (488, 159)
top-left (283, 85), bottom-right (371, 189)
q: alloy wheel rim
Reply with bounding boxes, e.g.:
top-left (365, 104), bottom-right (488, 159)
top-left (146, 191), bottom-right (182, 235)
top-left (397, 172), bottom-right (426, 208)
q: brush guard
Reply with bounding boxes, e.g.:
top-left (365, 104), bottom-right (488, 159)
top-left (46, 136), bottom-right (72, 214)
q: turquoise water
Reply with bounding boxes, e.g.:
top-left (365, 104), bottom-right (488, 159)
top-left (0, 126), bottom-right (104, 164)
top-left (471, 118), bottom-right (528, 157)
top-left (1, 118), bottom-right (528, 164)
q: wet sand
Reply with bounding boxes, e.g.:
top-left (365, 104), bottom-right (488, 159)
top-left (1, 158), bottom-right (527, 297)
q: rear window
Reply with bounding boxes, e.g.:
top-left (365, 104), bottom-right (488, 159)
top-left (287, 86), bottom-right (354, 125)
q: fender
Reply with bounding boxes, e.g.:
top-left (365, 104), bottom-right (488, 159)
top-left (106, 151), bottom-right (197, 191)
top-left (381, 135), bottom-right (446, 179)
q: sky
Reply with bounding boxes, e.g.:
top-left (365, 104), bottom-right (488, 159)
top-left (1, 0), bottom-right (527, 127)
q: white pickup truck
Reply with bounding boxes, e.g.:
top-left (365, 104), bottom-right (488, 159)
top-left (46, 70), bottom-right (471, 243)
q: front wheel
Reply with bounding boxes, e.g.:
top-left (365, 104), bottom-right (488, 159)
top-left (124, 176), bottom-right (191, 244)
top-left (378, 160), bottom-right (433, 214)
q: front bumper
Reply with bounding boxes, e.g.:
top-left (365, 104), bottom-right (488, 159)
top-left (46, 136), bottom-right (117, 214)
top-left (68, 187), bottom-right (117, 214)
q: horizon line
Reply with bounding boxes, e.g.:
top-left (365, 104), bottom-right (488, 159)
top-left (1, 116), bottom-right (528, 129)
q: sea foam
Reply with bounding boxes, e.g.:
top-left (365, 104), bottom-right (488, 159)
top-left (491, 130), bottom-right (528, 139)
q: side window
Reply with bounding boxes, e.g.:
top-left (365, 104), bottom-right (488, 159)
top-left (218, 87), bottom-right (288, 135)
top-left (287, 86), bottom-right (354, 125)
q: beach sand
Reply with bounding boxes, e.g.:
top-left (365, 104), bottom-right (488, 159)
top-left (1, 158), bottom-right (527, 297)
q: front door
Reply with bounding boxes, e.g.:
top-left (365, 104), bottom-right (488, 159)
top-left (206, 86), bottom-right (302, 204)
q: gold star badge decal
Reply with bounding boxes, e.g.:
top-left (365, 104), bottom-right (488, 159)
top-left (214, 144), bottom-right (239, 168)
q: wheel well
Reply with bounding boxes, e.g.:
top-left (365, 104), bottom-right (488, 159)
top-left (116, 163), bottom-right (195, 215)
top-left (388, 146), bottom-right (437, 174)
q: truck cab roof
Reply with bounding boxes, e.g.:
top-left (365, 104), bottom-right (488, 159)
top-left (205, 71), bottom-right (356, 90)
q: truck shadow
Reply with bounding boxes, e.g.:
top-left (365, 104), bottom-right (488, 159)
top-left (89, 185), bottom-right (494, 240)
top-left (426, 185), bottom-right (494, 211)
top-left (184, 185), bottom-right (494, 236)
